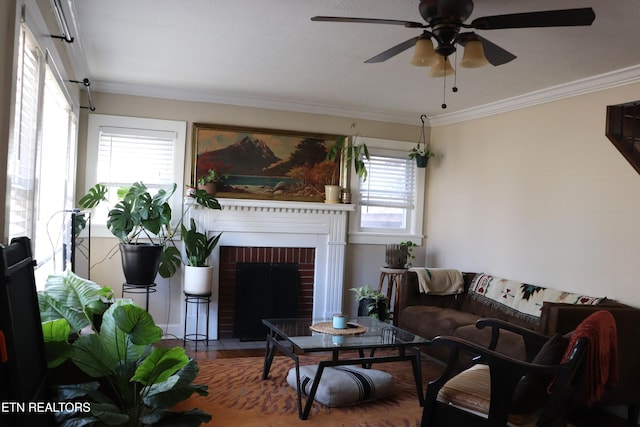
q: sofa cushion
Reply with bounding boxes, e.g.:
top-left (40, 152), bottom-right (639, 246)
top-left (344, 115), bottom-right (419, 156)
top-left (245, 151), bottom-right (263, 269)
top-left (399, 305), bottom-right (479, 340)
top-left (286, 364), bottom-right (394, 407)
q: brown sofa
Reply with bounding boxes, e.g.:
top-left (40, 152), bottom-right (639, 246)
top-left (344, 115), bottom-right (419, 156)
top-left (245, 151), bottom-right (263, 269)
top-left (397, 270), bottom-right (640, 424)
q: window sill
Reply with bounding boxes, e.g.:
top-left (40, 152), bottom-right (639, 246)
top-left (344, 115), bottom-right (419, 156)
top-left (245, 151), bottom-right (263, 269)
top-left (348, 232), bottom-right (423, 245)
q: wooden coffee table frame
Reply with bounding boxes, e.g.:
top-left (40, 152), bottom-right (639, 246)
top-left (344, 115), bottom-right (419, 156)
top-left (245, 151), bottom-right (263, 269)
top-left (261, 317), bottom-right (428, 420)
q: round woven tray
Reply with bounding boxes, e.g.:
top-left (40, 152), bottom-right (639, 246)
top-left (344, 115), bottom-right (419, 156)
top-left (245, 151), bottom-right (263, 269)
top-left (309, 321), bottom-right (367, 336)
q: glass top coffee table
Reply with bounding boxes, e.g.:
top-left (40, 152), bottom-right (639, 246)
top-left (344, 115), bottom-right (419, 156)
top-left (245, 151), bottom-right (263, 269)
top-left (261, 317), bottom-right (429, 420)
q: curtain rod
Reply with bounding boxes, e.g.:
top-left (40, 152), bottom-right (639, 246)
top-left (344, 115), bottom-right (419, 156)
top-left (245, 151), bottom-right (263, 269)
top-left (51, 0), bottom-right (74, 43)
top-left (70, 78), bottom-right (95, 111)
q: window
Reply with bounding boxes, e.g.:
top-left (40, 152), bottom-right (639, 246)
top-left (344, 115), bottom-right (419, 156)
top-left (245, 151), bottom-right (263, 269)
top-left (348, 138), bottom-right (425, 245)
top-left (7, 25), bottom-right (78, 279)
top-left (85, 114), bottom-right (187, 236)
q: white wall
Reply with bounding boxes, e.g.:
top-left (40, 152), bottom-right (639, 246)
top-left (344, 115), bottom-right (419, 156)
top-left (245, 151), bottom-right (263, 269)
top-left (426, 83), bottom-right (640, 307)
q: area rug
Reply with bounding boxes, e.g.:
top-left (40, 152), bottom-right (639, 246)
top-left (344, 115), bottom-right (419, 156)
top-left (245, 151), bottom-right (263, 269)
top-left (174, 353), bottom-right (445, 427)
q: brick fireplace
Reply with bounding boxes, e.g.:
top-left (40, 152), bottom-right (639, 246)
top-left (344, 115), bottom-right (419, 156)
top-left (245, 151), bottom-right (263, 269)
top-left (186, 198), bottom-right (354, 339)
top-left (218, 246), bottom-right (315, 338)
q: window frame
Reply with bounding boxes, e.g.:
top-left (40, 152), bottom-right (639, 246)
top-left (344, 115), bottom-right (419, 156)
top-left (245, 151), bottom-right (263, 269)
top-left (84, 114), bottom-right (187, 238)
top-left (347, 137), bottom-right (425, 245)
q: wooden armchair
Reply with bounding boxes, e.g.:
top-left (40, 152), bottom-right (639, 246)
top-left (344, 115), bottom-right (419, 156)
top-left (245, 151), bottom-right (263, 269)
top-left (421, 317), bottom-right (592, 427)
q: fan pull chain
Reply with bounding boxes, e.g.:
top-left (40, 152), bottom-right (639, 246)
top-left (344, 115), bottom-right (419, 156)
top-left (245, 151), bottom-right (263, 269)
top-left (442, 72), bottom-right (447, 109)
top-left (452, 51), bottom-right (459, 93)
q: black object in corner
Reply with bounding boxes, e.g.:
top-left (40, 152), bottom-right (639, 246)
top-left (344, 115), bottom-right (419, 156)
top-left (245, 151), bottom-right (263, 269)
top-left (0, 237), bottom-right (56, 427)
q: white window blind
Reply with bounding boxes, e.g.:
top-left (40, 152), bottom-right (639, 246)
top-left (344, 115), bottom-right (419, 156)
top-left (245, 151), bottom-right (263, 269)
top-left (359, 155), bottom-right (415, 209)
top-left (86, 115), bottom-right (187, 233)
top-left (8, 25), bottom-right (41, 241)
top-left (96, 126), bottom-right (177, 188)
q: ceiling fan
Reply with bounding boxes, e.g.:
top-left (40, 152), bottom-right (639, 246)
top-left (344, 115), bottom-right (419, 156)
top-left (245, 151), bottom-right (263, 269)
top-left (311, 0), bottom-right (596, 70)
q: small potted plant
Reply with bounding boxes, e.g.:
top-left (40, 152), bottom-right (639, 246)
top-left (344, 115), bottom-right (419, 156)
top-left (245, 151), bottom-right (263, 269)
top-left (197, 168), bottom-right (225, 196)
top-left (349, 285), bottom-right (389, 322)
top-left (182, 218), bottom-right (222, 295)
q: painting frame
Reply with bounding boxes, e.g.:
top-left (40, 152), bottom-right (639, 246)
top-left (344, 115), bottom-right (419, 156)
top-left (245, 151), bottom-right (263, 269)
top-left (192, 123), bottom-right (343, 203)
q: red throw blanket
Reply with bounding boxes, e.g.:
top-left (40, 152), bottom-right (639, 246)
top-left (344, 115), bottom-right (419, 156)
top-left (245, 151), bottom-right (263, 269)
top-left (560, 310), bottom-right (618, 406)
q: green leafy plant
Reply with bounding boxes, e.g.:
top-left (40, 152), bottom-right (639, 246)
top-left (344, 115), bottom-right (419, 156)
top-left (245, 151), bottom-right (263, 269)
top-left (326, 123), bottom-right (370, 185)
top-left (349, 285), bottom-right (390, 321)
top-left (408, 143), bottom-right (435, 160)
top-left (38, 271), bottom-right (113, 368)
top-left (400, 240), bottom-right (419, 267)
top-left (182, 218), bottom-right (221, 267)
top-left (78, 181), bottom-right (221, 278)
top-left (44, 300), bottom-right (211, 427)
top-left (197, 168), bottom-right (225, 185)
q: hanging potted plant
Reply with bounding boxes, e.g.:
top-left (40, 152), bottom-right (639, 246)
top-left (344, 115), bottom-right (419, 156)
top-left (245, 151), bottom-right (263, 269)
top-left (78, 182), bottom-right (221, 284)
top-left (325, 123), bottom-right (370, 203)
top-left (409, 113), bottom-right (435, 168)
top-left (182, 218), bottom-right (221, 295)
top-left (409, 144), bottom-right (435, 168)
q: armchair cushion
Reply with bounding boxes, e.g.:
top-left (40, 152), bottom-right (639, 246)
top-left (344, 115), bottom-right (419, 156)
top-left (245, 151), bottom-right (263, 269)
top-left (436, 333), bottom-right (569, 424)
top-left (511, 333), bottom-right (570, 412)
top-left (437, 365), bottom-right (535, 426)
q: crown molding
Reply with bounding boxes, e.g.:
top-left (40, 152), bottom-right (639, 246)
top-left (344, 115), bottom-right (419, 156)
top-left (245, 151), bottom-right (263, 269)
top-left (91, 81), bottom-right (418, 125)
top-left (92, 64), bottom-right (640, 128)
top-left (428, 64), bottom-right (640, 127)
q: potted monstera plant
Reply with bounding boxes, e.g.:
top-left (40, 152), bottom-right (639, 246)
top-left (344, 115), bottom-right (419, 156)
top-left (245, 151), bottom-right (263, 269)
top-left (79, 181), bottom-right (221, 284)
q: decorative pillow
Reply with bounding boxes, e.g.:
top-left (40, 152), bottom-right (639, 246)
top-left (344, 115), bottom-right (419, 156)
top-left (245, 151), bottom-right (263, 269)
top-left (511, 333), bottom-right (570, 413)
top-left (286, 364), bottom-right (394, 407)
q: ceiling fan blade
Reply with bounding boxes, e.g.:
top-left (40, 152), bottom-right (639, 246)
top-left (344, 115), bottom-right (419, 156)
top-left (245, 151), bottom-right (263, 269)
top-left (364, 36), bottom-right (420, 63)
top-left (311, 16), bottom-right (426, 28)
top-left (475, 35), bottom-right (516, 66)
top-left (469, 8), bottom-right (595, 30)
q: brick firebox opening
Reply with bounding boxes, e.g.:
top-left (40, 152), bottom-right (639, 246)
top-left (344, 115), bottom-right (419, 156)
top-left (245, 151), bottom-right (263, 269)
top-left (218, 246), bottom-right (315, 339)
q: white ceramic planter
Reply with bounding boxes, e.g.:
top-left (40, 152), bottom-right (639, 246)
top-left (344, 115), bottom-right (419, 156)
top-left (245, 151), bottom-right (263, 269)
top-left (324, 184), bottom-right (341, 204)
top-left (183, 265), bottom-right (214, 295)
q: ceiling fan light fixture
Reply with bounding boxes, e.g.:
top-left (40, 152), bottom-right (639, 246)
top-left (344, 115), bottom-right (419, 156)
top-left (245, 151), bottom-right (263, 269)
top-left (411, 37), bottom-right (436, 66)
top-left (459, 40), bottom-right (488, 68)
top-left (429, 54), bottom-right (454, 77)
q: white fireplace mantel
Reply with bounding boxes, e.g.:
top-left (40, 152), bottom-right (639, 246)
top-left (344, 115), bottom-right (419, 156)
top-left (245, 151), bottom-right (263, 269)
top-left (186, 198), bottom-right (354, 339)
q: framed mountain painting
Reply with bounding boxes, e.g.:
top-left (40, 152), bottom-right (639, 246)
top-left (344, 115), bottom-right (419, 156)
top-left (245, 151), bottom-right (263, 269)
top-left (192, 123), bottom-right (341, 202)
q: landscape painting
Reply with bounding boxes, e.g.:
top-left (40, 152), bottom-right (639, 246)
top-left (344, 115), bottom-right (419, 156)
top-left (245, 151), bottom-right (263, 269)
top-left (192, 123), bottom-right (341, 202)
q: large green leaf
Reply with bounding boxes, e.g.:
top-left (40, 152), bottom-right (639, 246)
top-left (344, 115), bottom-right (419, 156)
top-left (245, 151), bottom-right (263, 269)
top-left (71, 333), bottom-right (118, 378)
top-left (42, 319), bottom-right (73, 367)
top-left (158, 245), bottom-right (181, 278)
top-left (38, 271), bottom-right (112, 332)
top-left (98, 301), bottom-right (159, 364)
top-left (112, 303), bottom-right (163, 345)
top-left (132, 347), bottom-right (188, 386)
top-left (107, 200), bottom-right (138, 242)
top-left (142, 359), bottom-right (207, 409)
top-left (39, 293), bottom-right (90, 333)
top-left (78, 183), bottom-right (108, 209)
top-left (189, 190), bottom-right (221, 210)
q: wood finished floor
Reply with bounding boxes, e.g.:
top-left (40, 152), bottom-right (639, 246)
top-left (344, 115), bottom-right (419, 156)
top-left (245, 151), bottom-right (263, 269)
top-left (162, 339), bottom-right (634, 427)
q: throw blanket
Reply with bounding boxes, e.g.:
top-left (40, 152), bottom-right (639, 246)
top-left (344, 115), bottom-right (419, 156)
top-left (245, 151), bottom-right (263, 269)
top-left (558, 310), bottom-right (618, 406)
top-left (409, 267), bottom-right (463, 295)
top-left (469, 273), bottom-right (603, 319)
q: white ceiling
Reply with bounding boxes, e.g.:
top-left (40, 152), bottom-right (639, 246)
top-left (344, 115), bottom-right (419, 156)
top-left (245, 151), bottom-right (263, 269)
top-left (70, 0), bottom-right (640, 125)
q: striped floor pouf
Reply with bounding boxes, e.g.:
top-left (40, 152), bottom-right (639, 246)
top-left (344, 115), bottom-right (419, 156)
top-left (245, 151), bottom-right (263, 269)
top-left (286, 364), bottom-right (394, 407)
